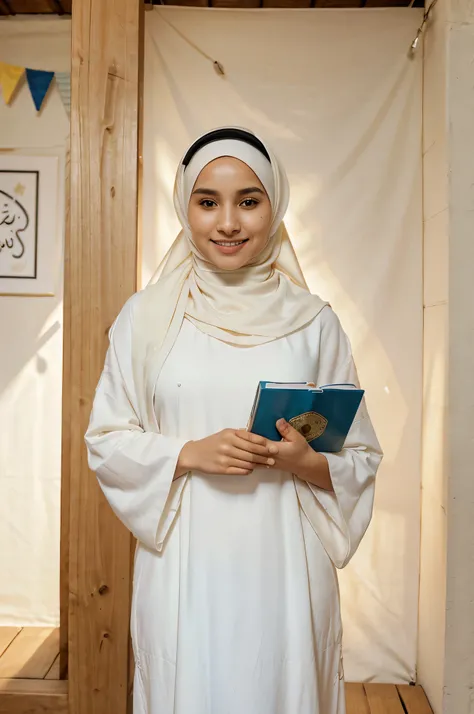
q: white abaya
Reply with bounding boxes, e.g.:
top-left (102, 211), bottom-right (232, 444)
top-left (85, 304), bottom-right (382, 714)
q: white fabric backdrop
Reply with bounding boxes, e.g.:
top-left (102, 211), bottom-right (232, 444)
top-left (143, 7), bottom-right (423, 682)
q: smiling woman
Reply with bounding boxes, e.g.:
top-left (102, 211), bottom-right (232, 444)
top-left (84, 126), bottom-right (383, 714)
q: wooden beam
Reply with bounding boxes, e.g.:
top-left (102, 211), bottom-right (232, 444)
top-left (66, 1), bottom-right (141, 713)
top-left (0, 680), bottom-right (67, 714)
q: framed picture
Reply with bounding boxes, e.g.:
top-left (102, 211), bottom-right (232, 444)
top-left (0, 153), bottom-right (60, 296)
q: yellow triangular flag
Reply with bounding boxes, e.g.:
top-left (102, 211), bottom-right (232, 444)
top-left (0, 62), bottom-right (25, 104)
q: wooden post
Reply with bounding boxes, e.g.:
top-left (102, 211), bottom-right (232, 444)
top-left (64, 1), bottom-right (141, 712)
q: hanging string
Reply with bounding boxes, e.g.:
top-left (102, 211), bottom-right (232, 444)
top-left (409, 0), bottom-right (440, 53)
top-left (156, 10), bottom-right (226, 77)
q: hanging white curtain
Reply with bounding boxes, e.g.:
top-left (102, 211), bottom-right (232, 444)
top-left (143, 6), bottom-right (423, 683)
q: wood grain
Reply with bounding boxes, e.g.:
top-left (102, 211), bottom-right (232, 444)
top-left (345, 682), bottom-right (370, 714)
top-left (0, 679), bottom-right (67, 714)
top-left (397, 685), bottom-right (434, 713)
top-left (66, 0), bottom-right (140, 713)
top-left (364, 684), bottom-right (406, 714)
top-left (0, 628), bottom-right (21, 658)
top-left (0, 629), bottom-right (59, 679)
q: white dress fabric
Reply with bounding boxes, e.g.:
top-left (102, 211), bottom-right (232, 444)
top-left (86, 304), bottom-right (382, 714)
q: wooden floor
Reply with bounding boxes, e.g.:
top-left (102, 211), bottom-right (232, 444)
top-left (0, 628), bottom-right (433, 713)
top-left (0, 627), bottom-right (59, 680)
top-left (346, 682), bottom-right (433, 713)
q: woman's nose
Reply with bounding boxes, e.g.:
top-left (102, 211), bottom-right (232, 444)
top-left (216, 207), bottom-right (241, 236)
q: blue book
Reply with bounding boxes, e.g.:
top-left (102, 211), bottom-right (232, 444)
top-left (248, 382), bottom-right (364, 453)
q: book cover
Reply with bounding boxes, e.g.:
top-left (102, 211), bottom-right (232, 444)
top-left (248, 382), bottom-right (364, 453)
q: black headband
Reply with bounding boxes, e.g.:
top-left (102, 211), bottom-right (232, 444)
top-left (182, 128), bottom-right (271, 167)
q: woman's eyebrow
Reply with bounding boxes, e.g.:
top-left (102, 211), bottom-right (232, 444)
top-left (237, 187), bottom-right (265, 196)
top-left (192, 188), bottom-right (220, 196)
top-left (192, 186), bottom-right (265, 197)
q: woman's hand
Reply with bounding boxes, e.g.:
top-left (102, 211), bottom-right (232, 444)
top-left (266, 418), bottom-right (334, 492)
top-left (175, 429), bottom-right (278, 479)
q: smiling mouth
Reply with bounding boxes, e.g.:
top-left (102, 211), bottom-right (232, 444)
top-left (210, 239), bottom-right (249, 247)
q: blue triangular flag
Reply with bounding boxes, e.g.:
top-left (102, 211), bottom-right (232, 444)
top-left (26, 68), bottom-right (54, 112)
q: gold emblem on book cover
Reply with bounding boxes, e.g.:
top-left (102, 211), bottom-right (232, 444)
top-left (289, 412), bottom-right (328, 443)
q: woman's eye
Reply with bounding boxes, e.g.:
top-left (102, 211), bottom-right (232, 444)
top-left (240, 199), bottom-right (258, 208)
top-left (200, 199), bottom-right (217, 208)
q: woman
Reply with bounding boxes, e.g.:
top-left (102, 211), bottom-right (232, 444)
top-left (85, 127), bottom-right (383, 714)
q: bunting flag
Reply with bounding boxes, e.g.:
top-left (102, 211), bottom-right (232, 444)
top-left (55, 72), bottom-right (71, 117)
top-left (0, 61), bottom-right (25, 105)
top-left (0, 62), bottom-right (70, 115)
top-left (26, 68), bottom-right (55, 112)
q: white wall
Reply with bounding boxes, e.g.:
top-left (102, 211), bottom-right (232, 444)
top-left (444, 2), bottom-right (474, 711)
top-left (419, 2), bottom-right (474, 712)
top-left (0, 17), bottom-right (70, 626)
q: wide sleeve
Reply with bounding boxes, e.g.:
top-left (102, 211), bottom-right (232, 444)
top-left (84, 296), bottom-right (189, 552)
top-left (294, 306), bottom-right (383, 569)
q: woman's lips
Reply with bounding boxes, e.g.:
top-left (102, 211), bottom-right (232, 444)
top-left (210, 238), bottom-right (249, 255)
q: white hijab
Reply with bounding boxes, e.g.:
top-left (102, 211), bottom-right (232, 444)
top-left (130, 128), bottom-right (327, 428)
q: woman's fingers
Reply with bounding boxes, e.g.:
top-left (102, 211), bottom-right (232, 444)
top-left (234, 431), bottom-right (279, 456)
top-left (231, 446), bottom-right (275, 467)
top-left (226, 467), bottom-right (253, 476)
top-left (227, 458), bottom-right (257, 471)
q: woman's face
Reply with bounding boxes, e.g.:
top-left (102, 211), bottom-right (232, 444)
top-left (187, 157), bottom-right (273, 271)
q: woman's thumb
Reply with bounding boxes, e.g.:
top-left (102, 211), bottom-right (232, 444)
top-left (276, 418), bottom-right (299, 441)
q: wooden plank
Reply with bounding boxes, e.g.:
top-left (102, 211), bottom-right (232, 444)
top-left (0, 679), bottom-right (66, 693)
top-left (0, 679), bottom-right (67, 714)
top-left (397, 685), bottom-right (433, 713)
top-left (66, 0), bottom-right (140, 712)
top-left (345, 682), bottom-right (370, 714)
top-left (0, 628), bottom-right (59, 680)
top-left (45, 655), bottom-right (60, 680)
top-left (0, 628), bottom-right (21, 658)
top-left (365, 684), bottom-right (405, 714)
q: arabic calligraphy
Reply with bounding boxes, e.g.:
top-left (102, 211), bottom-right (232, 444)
top-left (0, 190), bottom-right (29, 260)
